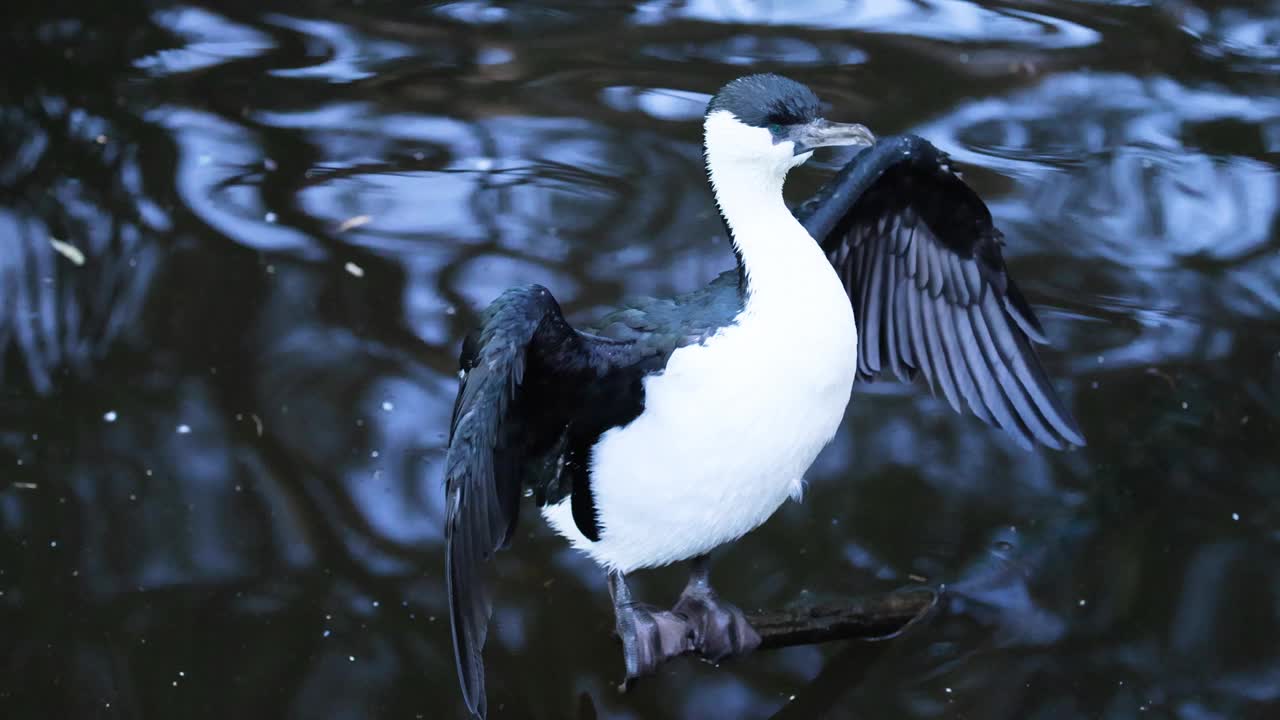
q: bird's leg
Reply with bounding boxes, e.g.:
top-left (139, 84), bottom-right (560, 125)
top-left (672, 555), bottom-right (761, 662)
top-left (608, 571), bottom-right (693, 690)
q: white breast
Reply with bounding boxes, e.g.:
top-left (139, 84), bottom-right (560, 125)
top-left (542, 232), bottom-right (858, 573)
top-left (542, 108), bottom-right (860, 572)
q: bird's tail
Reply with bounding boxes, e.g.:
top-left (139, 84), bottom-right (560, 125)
top-left (445, 285), bottom-right (562, 720)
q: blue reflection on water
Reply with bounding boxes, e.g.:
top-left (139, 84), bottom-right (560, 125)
top-left (2, 1), bottom-right (1279, 719)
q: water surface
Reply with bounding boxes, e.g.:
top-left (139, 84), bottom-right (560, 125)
top-left (2, 1), bottom-right (1279, 718)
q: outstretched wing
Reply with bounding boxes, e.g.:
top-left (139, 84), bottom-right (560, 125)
top-left (445, 284), bottom-right (663, 719)
top-left (796, 135), bottom-right (1084, 450)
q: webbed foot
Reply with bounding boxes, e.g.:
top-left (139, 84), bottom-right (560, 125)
top-left (674, 558), bottom-right (761, 661)
top-left (609, 574), bottom-right (693, 690)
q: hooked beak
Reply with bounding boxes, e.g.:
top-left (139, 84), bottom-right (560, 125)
top-left (790, 119), bottom-right (876, 156)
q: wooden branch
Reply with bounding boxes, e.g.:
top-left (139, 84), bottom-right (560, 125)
top-left (619, 586), bottom-right (939, 692)
top-left (749, 586), bottom-right (938, 651)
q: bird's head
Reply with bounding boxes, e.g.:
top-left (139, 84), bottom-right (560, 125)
top-left (704, 74), bottom-right (875, 182)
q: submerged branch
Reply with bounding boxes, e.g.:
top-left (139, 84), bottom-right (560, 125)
top-left (749, 586), bottom-right (938, 650)
top-left (619, 586), bottom-right (939, 693)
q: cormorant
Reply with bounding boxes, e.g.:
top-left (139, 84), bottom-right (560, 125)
top-left (444, 73), bottom-right (1084, 718)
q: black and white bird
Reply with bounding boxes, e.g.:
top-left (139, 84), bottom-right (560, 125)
top-left (444, 74), bottom-right (1084, 718)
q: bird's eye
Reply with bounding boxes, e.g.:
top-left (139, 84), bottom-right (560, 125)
top-left (767, 123), bottom-right (784, 135)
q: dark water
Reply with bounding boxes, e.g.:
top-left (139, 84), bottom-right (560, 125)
top-left (3, 1), bottom-right (1279, 718)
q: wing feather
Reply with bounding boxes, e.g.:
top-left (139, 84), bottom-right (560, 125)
top-left (921, 284), bottom-right (961, 411)
top-left (881, 244), bottom-right (906, 380)
top-left (861, 237), bottom-right (886, 376)
top-left (936, 295), bottom-right (987, 422)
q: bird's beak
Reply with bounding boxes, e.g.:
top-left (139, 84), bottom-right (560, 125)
top-left (790, 119), bottom-right (876, 156)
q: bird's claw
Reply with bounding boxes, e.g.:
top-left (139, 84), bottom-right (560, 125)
top-left (674, 587), bottom-right (761, 662)
top-left (615, 606), bottom-right (692, 692)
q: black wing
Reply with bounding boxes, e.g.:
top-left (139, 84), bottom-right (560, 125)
top-left (445, 285), bottom-right (660, 719)
top-left (797, 135), bottom-right (1084, 450)
top-left (446, 287), bottom-right (551, 720)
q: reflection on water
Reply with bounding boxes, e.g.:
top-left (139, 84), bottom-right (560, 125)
top-left (2, 1), bottom-right (1278, 718)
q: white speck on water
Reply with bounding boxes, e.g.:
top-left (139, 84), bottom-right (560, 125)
top-left (50, 540), bottom-right (58, 548)
top-left (1181, 401), bottom-right (1188, 410)
top-left (337, 215), bottom-right (372, 233)
top-left (263, 157), bottom-right (277, 171)
top-left (788, 694), bottom-right (796, 701)
top-left (1091, 381), bottom-right (1099, 389)
top-left (372, 600), bottom-right (380, 608)
top-left (344, 261), bottom-right (365, 277)
top-left (176, 424), bottom-right (191, 434)
top-left (1232, 512), bottom-right (1240, 521)
top-left (197, 154), bottom-right (212, 166)
top-left (1097, 355), bottom-right (1105, 364)
top-left (103, 410), bottom-right (118, 423)
top-left (178, 671), bottom-right (185, 677)
top-left (445, 305), bottom-right (457, 316)
top-left (944, 687), bottom-right (952, 694)
top-left (473, 157), bottom-right (494, 171)
top-left (370, 450), bottom-right (379, 459)
top-left (348, 655), bottom-right (355, 663)
top-left (264, 212), bottom-right (277, 223)
top-left (322, 630), bottom-right (331, 638)
top-left (145, 469), bottom-right (153, 477)
top-left (49, 238), bottom-right (86, 266)
top-left (1078, 598), bottom-right (1088, 607)
top-left (381, 401), bottom-right (394, 412)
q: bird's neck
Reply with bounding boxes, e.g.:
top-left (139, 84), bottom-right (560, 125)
top-left (705, 155), bottom-right (826, 306)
